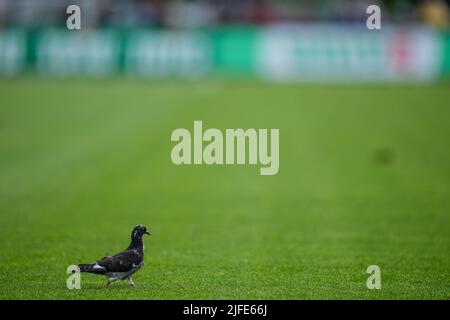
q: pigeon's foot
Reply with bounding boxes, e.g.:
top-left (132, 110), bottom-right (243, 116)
top-left (127, 277), bottom-right (135, 287)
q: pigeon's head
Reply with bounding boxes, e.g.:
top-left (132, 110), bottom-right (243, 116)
top-left (132, 224), bottom-right (151, 239)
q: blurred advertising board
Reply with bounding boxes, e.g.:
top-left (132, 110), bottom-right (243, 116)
top-left (256, 25), bottom-right (443, 82)
top-left (0, 25), bottom-right (448, 81)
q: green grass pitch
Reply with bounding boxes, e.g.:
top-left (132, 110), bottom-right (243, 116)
top-left (0, 78), bottom-right (449, 299)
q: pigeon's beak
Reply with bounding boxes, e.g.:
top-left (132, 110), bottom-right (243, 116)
top-left (145, 231), bottom-right (151, 236)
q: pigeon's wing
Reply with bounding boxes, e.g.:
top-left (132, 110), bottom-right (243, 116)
top-left (97, 250), bottom-right (141, 273)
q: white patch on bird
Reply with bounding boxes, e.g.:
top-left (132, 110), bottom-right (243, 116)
top-left (93, 263), bottom-right (104, 270)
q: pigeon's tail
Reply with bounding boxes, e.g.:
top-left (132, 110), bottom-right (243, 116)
top-left (78, 264), bottom-right (95, 272)
top-left (78, 263), bottom-right (106, 274)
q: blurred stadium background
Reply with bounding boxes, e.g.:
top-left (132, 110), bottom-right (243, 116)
top-left (0, 1), bottom-right (449, 299)
top-left (0, 0), bottom-right (449, 81)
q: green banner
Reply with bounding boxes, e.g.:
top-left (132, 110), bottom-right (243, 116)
top-left (0, 26), bottom-right (448, 81)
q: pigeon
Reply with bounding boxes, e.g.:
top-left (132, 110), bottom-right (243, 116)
top-left (77, 225), bottom-right (150, 287)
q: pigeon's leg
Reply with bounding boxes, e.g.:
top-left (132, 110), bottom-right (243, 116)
top-left (127, 277), bottom-right (135, 287)
top-left (104, 278), bottom-right (113, 288)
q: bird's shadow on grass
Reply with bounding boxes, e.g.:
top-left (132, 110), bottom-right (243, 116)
top-left (81, 283), bottom-right (136, 291)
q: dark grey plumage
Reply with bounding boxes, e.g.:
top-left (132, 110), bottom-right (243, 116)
top-left (78, 225), bottom-right (150, 287)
